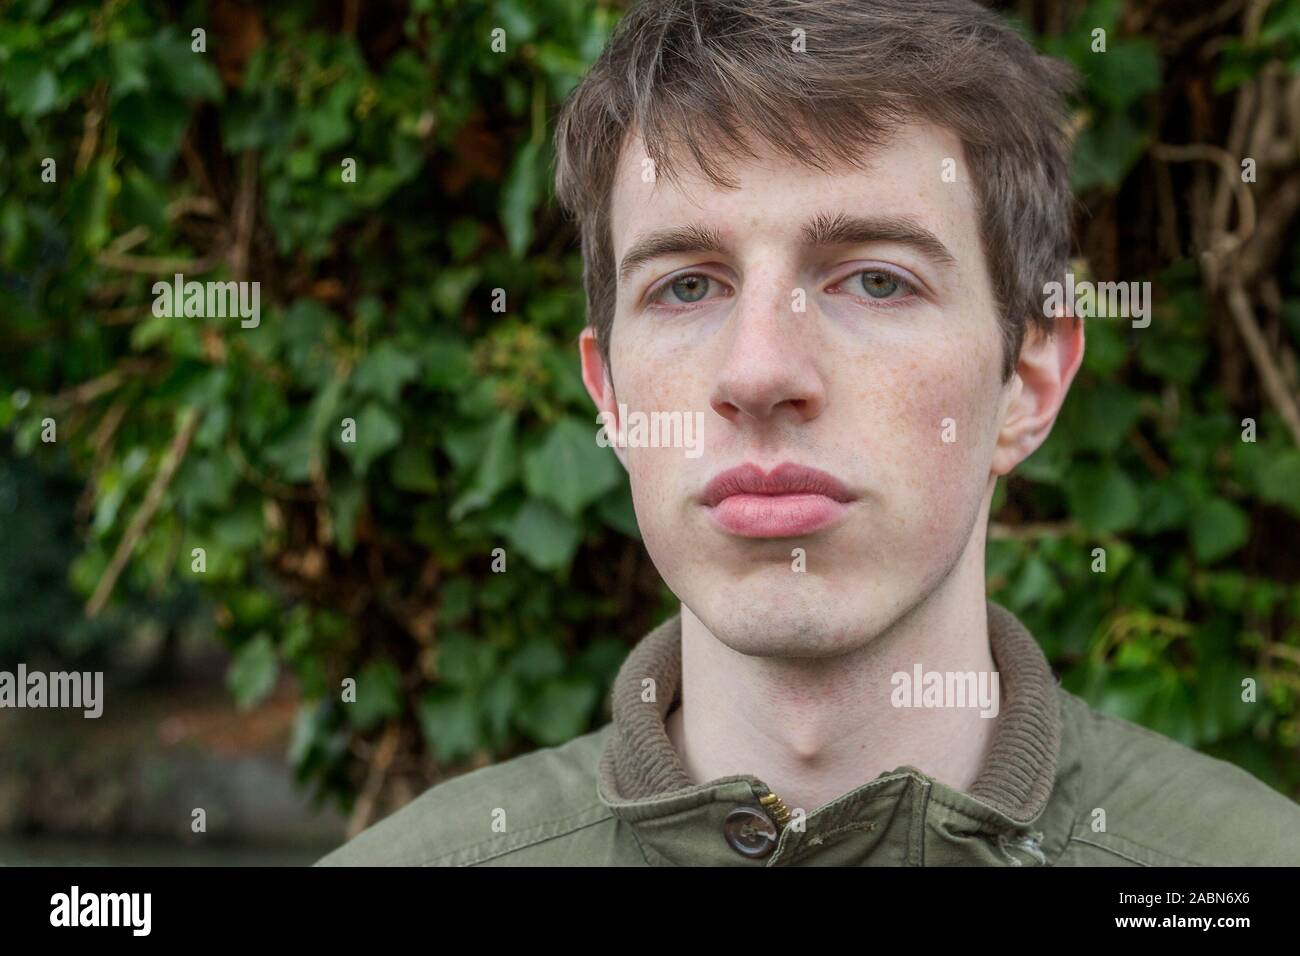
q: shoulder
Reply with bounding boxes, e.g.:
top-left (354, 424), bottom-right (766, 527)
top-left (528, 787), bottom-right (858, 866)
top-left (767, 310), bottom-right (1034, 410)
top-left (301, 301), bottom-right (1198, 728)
top-left (315, 723), bottom-right (617, 866)
top-left (1057, 688), bottom-right (1300, 865)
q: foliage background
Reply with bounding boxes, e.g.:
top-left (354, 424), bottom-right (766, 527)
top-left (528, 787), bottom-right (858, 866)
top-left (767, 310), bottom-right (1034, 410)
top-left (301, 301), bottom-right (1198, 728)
top-left (2, 0), bottom-right (1299, 831)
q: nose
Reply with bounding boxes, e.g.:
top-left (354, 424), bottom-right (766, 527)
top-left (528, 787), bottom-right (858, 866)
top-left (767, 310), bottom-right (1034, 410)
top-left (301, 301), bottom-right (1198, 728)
top-left (709, 279), bottom-right (827, 426)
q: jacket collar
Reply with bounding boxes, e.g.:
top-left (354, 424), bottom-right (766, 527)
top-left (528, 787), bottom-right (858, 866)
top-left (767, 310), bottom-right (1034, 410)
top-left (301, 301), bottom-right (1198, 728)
top-left (597, 600), bottom-right (1077, 865)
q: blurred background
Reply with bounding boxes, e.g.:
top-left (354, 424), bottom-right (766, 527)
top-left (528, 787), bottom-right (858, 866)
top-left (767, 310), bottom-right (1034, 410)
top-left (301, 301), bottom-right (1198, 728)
top-left (1, 0), bottom-right (1299, 864)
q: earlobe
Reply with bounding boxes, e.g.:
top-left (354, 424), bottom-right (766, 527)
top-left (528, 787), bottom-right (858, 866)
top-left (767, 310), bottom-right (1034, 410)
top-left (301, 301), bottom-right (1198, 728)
top-left (991, 314), bottom-right (1085, 476)
top-left (579, 328), bottom-right (629, 470)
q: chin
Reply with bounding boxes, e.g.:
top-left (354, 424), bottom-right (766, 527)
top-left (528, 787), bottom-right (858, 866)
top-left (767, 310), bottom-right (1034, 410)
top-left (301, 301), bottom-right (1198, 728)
top-left (679, 570), bottom-right (887, 659)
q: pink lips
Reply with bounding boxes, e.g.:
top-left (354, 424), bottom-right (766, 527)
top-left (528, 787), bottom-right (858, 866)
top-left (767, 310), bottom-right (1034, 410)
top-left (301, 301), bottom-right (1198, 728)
top-left (699, 462), bottom-right (856, 538)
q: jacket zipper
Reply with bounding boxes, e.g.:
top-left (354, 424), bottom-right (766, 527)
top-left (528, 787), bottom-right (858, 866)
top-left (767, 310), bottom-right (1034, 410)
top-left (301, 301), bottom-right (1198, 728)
top-left (757, 787), bottom-right (793, 831)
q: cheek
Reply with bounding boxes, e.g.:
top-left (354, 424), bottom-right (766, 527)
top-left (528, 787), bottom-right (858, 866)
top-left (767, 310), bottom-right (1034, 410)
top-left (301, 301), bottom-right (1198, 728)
top-left (609, 340), bottom-right (698, 530)
top-left (851, 334), bottom-right (1000, 532)
top-left (623, 438), bottom-right (694, 583)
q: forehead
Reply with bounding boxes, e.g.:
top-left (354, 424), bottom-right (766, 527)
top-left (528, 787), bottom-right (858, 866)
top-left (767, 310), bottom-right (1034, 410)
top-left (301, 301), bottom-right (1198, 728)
top-left (608, 121), bottom-right (980, 261)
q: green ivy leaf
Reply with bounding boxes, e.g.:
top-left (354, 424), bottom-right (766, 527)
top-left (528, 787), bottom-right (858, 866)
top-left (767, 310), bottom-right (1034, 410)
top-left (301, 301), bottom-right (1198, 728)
top-left (495, 0), bottom-right (539, 43)
top-left (348, 659), bottom-right (403, 731)
top-left (517, 677), bottom-right (599, 745)
top-left (1136, 337), bottom-right (1206, 384)
top-left (1007, 553), bottom-right (1062, 608)
top-left (1136, 475), bottom-right (1191, 534)
top-left (112, 92), bottom-right (190, 161)
top-left (1194, 657), bottom-right (1255, 743)
top-left (390, 444), bottom-right (440, 493)
top-left (3, 53), bottom-right (58, 116)
top-left (337, 403), bottom-right (403, 476)
top-left (1257, 450), bottom-right (1300, 516)
top-left (1059, 382), bottom-right (1140, 453)
top-left (1086, 40), bottom-right (1161, 109)
top-left (505, 498), bottom-right (581, 570)
top-left (1072, 111), bottom-right (1149, 192)
top-left (150, 28), bottom-right (224, 101)
top-left (431, 267), bottom-right (481, 318)
top-left (500, 138), bottom-right (542, 258)
top-left (262, 411), bottom-right (316, 484)
top-left (109, 39), bottom-right (149, 97)
top-left (353, 341), bottom-right (421, 404)
top-left (120, 168), bottom-right (169, 234)
top-left (437, 578), bottom-right (474, 624)
top-left (178, 455), bottom-right (238, 511)
top-left (480, 672), bottom-right (521, 746)
top-left (227, 634), bottom-right (278, 710)
top-left (523, 417), bottom-right (622, 517)
top-left (423, 338), bottom-right (474, 391)
top-left (1190, 498), bottom-right (1249, 563)
top-left (330, 473), bottom-right (365, 556)
top-left (449, 413), bottom-right (520, 520)
top-left (212, 502), bottom-right (264, 551)
top-left (1064, 460), bottom-right (1140, 532)
top-left (509, 638), bottom-right (566, 682)
top-left (437, 633), bottom-right (499, 688)
top-left (66, 158), bottom-right (113, 252)
top-left (417, 689), bottom-right (483, 762)
top-left (1092, 667), bottom-right (1197, 746)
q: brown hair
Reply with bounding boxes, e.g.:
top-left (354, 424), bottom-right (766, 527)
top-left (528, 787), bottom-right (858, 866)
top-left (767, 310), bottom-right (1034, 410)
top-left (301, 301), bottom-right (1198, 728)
top-left (552, 0), bottom-right (1079, 381)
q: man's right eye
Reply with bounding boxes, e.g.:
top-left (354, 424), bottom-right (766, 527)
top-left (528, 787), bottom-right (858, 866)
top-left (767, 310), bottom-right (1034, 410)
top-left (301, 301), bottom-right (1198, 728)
top-left (653, 273), bottom-right (713, 305)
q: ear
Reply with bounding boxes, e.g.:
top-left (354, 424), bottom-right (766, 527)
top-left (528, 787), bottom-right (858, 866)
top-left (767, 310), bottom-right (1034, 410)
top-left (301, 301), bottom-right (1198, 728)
top-left (579, 327), bottom-right (628, 470)
top-left (991, 313), bottom-right (1085, 476)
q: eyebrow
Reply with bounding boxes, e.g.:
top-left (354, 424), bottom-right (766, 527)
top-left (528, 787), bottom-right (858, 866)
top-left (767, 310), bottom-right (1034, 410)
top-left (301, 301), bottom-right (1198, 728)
top-left (617, 212), bottom-right (957, 284)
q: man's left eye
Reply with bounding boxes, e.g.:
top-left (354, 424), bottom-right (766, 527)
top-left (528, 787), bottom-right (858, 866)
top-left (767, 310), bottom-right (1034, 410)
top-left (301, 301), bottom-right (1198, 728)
top-left (856, 270), bottom-right (907, 299)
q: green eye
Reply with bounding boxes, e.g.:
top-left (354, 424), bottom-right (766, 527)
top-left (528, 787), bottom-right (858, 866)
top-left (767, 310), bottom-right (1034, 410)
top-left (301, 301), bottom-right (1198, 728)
top-left (670, 274), bottom-right (710, 302)
top-left (858, 270), bottom-right (900, 298)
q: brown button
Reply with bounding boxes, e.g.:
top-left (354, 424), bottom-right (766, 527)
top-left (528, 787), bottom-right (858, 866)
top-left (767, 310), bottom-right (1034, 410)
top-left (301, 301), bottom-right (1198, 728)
top-left (723, 806), bottom-right (779, 858)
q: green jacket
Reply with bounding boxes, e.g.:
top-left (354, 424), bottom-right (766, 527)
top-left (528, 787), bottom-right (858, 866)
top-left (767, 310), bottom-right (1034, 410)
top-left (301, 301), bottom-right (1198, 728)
top-left (316, 602), bottom-right (1300, 866)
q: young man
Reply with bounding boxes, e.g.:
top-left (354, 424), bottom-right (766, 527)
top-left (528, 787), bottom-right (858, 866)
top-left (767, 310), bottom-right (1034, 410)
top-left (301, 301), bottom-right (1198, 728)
top-left (319, 0), bottom-right (1300, 866)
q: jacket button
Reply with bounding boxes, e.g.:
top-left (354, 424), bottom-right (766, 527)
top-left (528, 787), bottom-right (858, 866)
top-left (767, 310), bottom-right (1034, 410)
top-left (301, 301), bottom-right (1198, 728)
top-left (723, 806), bottom-right (779, 858)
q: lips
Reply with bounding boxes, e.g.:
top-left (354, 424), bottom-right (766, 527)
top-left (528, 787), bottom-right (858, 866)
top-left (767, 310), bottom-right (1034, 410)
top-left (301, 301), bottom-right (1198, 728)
top-left (699, 462), bottom-right (856, 538)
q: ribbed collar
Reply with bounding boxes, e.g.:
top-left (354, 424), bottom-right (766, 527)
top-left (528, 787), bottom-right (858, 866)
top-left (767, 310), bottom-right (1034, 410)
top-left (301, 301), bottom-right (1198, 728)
top-left (598, 600), bottom-right (1061, 823)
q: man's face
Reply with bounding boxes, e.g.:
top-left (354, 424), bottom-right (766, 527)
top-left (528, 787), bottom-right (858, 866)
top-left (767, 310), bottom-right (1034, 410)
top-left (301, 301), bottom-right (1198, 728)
top-left (588, 121), bottom-right (1022, 657)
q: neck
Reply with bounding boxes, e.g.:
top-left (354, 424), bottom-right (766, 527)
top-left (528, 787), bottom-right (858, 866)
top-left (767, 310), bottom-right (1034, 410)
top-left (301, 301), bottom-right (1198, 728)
top-left (666, 524), bottom-right (1000, 815)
